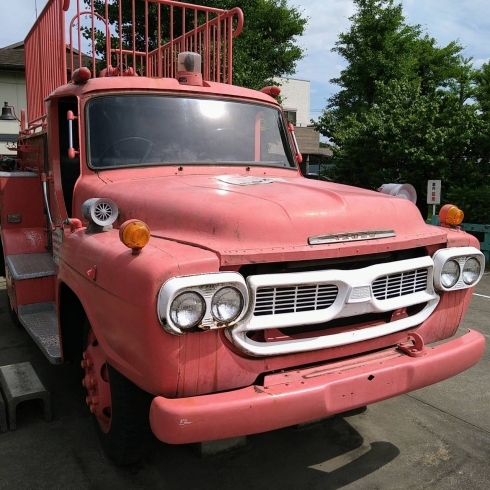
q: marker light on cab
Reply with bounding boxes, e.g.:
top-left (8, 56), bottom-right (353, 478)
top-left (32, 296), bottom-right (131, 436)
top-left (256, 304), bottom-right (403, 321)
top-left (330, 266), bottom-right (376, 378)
top-left (439, 204), bottom-right (464, 226)
top-left (119, 219), bottom-right (151, 253)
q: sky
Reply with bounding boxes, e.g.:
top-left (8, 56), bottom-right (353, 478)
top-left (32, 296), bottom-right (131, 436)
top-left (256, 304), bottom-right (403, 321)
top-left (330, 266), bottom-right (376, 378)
top-left (1, 0), bottom-right (489, 121)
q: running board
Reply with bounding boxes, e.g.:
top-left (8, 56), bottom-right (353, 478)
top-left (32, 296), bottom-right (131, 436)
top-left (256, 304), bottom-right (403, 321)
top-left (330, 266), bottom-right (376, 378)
top-left (5, 253), bottom-right (54, 280)
top-left (18, 302), bottom-right (61, 364)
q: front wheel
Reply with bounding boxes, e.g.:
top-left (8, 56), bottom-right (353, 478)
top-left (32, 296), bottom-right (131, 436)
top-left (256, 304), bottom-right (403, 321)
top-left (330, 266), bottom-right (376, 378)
top-left (82, 325), bottom-right (153, 465)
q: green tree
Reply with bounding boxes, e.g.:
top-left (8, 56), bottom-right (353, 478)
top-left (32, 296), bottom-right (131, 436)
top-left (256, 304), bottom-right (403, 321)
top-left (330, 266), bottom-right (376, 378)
top-left (314, 0), bottom-right (487, 219)
top-left (84, 0), bottom-right (307, 90)
top-left (445, 62), bottom-right (490, 224)
top-left (326, 0), bottom-right (422, 118)
top-left (221, 0), bottom-right (307, 89)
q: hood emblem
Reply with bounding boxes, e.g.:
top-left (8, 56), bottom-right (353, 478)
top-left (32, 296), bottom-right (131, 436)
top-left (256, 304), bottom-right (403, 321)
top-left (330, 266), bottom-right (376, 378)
top-left (217, 176), bottom-right (288, 186)
top-left (308, 229), bottom-right (396, 245)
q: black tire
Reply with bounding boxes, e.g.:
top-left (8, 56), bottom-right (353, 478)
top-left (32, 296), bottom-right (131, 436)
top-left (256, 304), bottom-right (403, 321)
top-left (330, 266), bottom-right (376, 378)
top-left (97, 364), bottom-right (154, 465)
top-left (83, 324), bottom-right (154, 465)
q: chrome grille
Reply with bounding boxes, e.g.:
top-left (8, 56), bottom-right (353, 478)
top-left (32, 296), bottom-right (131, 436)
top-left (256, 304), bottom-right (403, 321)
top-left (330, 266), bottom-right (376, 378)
top-left (254, 284), bottom-right (339, 316)
top-left (372, 268), bottom-right (428, 300)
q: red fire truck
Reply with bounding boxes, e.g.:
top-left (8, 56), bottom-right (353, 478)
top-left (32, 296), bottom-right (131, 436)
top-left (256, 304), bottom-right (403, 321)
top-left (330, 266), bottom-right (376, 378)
top-left (0, 0), bottom-right (485, 465)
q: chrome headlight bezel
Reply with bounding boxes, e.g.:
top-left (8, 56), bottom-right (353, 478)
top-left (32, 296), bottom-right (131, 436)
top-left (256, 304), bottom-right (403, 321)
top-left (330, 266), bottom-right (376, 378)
top-left (433, 247), bottom-right (485, 292)
top-left (158, 272), bottom-right (249, 335)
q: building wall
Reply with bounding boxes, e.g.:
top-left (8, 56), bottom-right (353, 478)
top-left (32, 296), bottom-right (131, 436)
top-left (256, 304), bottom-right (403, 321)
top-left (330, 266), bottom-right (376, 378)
top-left (0, 71), bottom-right (26, 155)
top-left (274, 77), bottom-right (310, 127)
top-left (0, 71), bottom-right (27, 116)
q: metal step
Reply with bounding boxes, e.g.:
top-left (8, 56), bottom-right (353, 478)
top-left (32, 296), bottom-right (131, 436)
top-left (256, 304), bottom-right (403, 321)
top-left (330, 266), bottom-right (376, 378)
top-left (18, 302), bottom-right (61, 364)
top-left (5, 253), bottom-right (54, 280)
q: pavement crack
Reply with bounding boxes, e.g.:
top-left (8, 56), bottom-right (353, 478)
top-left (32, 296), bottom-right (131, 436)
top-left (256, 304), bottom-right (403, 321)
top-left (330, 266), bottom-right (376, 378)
top-left (404, 393), bottom-right (490, 434)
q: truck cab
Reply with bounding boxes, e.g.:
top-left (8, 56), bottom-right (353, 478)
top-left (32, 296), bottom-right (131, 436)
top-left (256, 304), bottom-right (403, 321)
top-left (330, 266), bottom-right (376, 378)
top-left (0, 0), bottom-right (485, 465)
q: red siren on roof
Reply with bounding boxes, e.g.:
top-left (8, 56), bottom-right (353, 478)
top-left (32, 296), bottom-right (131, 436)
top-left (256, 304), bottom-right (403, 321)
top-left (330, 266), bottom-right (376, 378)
top-left (71, 67), bottom-right (91, 84)
top-left (259, 86), bottom-right (281, 98)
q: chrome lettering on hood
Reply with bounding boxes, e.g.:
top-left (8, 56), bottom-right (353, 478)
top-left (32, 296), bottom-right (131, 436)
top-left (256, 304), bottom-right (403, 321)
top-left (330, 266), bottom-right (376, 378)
top-left (217, 176), bottom-right (288, 186)
top-left (308, 230), bottom-right (396, 245)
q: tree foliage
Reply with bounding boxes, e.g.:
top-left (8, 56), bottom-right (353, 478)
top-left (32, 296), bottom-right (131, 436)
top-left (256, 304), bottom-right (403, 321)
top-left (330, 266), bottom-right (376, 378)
top-left (84, 0), bottom-right (307, 90)
top-left (314, 0), bottom-right (490, 221)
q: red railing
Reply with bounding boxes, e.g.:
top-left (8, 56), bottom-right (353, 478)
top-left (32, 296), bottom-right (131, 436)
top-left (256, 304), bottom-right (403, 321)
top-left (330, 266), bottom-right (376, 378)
top-left (143, 1), bottom-right (244, 82)
top-left (24, 1), bottom-right (244, 128)
top-left (24, 0), bottom-right (68, 126)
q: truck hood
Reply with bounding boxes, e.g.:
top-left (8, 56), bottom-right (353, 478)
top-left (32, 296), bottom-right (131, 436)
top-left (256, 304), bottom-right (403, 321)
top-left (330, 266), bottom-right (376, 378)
top-left (96, 172), bottom-right (446, 260)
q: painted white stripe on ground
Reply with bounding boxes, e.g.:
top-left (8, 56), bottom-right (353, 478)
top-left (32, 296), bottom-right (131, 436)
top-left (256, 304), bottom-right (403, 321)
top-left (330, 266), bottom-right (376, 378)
top-left (473, 293), bottom-right (490, 299)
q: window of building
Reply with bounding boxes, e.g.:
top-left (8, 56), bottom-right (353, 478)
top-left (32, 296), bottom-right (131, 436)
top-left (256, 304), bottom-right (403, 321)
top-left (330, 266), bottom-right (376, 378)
top-left (284, 110), bottom-right (297, 126)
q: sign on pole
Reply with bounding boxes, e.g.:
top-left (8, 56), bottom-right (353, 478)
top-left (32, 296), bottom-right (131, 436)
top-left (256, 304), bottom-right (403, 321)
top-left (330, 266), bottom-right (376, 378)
top-left (427, 180), bottom-right (441, 218)
top-left (427, 180), bottom-right (441, 205)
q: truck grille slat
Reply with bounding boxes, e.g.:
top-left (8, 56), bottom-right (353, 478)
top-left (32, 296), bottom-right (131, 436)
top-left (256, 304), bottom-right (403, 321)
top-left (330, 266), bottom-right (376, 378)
top-left (372, 269), bottom-right (428, 300)
top-left (254, 268), bottom-right (429, 316)
top-left (254, 284), bottom-right (339, 316)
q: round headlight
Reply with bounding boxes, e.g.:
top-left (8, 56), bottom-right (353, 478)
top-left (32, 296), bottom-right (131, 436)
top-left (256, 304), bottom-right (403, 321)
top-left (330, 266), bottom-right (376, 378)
top-left (170, 292), bottom-right (205, 330)
top-left (463, 257), bottom-right (481, 285)
top-left (211, 287), bottom-right (243, 323)
top-left (441, 260), bottom-right (460, 288)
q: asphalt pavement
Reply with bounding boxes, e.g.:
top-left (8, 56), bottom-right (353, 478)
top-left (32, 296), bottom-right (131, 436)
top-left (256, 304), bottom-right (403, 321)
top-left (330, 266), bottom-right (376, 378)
top-left (1, 275), bottom-right (489, 490)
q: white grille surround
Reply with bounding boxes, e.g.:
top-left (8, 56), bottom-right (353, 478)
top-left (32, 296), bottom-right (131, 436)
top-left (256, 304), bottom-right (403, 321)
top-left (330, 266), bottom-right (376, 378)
top-left (226, 256), bottom-right (440, 357)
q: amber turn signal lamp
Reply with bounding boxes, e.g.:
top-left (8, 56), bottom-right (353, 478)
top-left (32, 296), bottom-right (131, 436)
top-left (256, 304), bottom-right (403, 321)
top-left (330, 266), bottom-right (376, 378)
top-left (439, 204), bottom-right (464, 226)
top-left (119, 219), bottom-right (151, 253)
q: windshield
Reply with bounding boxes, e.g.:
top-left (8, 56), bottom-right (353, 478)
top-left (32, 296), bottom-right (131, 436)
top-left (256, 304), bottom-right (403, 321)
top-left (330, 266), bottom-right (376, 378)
top-left (87, 95), bottom-right (295, 169)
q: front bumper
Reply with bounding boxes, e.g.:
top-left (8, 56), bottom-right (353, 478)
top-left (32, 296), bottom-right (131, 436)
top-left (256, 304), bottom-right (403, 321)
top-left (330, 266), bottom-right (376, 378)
top-left (149, 329), bottom-right (484, 444)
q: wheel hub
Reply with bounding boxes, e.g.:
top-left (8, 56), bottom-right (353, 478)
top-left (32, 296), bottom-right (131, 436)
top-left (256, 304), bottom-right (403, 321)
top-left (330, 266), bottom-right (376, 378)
top-left (82, 329), bottom-right (112, 433)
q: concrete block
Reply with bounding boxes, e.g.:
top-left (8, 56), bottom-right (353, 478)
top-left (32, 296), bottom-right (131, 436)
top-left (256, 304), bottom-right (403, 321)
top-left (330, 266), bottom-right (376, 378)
top-left (0, 362), bottom-right (52, 430)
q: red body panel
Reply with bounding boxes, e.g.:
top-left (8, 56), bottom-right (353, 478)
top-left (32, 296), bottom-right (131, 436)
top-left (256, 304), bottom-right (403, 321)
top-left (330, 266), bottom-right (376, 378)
top-left (69, 167), bottom-right (454, 266)
top-left (55, 218), bottom-right (475, 398)
top-left (150, 329), bottom-right (485, 444)
top-left (9, 276), bottom-right (55, 306)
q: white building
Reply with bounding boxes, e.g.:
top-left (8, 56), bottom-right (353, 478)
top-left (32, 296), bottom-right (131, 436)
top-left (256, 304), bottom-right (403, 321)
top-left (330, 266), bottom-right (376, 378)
top-left (274, 77), bottom-right (331, 174)
top-left (0, 43), bottom-right (25, 156)
top-left (274, 76), bottom-right (311, 127)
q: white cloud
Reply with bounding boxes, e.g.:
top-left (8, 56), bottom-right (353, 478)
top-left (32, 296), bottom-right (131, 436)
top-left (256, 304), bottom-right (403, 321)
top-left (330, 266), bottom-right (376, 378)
top-left (473, 58), bottom-right (490, 69)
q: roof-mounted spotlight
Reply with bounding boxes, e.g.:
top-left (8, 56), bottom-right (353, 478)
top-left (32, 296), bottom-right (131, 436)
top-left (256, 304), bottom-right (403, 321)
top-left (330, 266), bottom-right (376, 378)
top-left (176, 52), bottom-right (203, 86)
